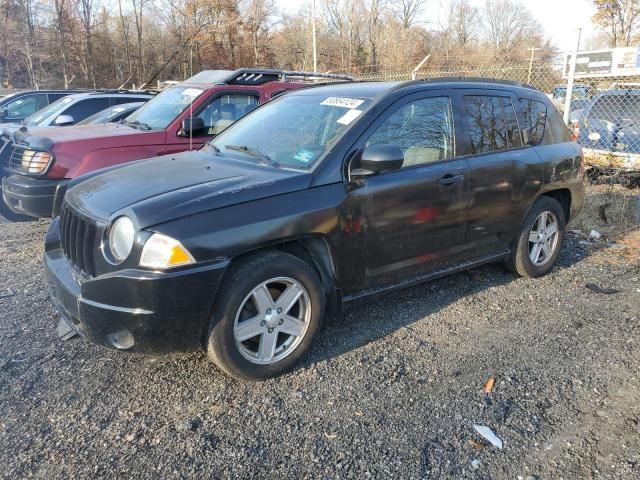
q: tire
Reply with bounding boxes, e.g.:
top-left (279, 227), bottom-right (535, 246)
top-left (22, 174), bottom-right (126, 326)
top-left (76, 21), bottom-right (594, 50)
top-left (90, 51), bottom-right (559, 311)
top-left (207, 251), bottom-right (325, 381)
top-left (505, 196), bottom-right (566, 278)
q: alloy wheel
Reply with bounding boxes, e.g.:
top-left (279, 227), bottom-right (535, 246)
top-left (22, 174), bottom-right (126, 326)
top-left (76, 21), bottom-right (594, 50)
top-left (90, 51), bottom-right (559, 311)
top-left (528, 211), bottom-right (560, 267)
top-left (233, 277), bottom-right (311, 365)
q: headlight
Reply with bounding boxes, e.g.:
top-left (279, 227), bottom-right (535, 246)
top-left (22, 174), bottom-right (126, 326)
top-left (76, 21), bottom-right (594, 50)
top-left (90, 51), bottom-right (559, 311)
top-left (139, 233), bottom-right (195, 269)
top-left (108, 216), bottom-right (136, 263)
top-left (21, 150), bottom-right (51, 174)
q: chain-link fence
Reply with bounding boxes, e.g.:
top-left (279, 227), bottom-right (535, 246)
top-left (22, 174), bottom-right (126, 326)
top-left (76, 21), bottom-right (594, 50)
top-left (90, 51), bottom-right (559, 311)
top-left (353, 62), bottom-right (640, 186)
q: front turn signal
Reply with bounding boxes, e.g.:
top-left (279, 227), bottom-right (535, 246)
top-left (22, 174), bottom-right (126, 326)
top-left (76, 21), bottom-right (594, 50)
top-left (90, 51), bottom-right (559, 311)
top-left (139, 233), bottom-right (195, 269)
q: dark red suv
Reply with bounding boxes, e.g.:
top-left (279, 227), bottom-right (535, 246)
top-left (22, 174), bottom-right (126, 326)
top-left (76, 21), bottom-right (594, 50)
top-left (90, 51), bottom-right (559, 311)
top-left (1, 69), bottom-right (352, 220)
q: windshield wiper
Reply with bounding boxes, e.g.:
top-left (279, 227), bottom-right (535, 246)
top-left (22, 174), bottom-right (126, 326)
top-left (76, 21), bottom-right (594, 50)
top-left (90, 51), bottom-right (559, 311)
top-left (123, 120), bottom-right (152, 131)
top-left (224, 144), bottom-right (280, 168)
top-left (202, 143), bottom-right (220, 154)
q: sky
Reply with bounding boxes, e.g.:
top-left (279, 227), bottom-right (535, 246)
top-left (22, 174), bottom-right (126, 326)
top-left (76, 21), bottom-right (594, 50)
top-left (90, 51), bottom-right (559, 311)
top-left (274, 0), bottom-right (599, 53)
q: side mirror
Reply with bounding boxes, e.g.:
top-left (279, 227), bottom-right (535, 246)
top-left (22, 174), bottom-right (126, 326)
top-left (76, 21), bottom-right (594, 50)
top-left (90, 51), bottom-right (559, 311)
top-left (179, 117), bottom-right (206, 137)
top-left (0, 108), bottom-right (8, 119)
top-left (54, 114), bottom-right (74, 126)
top-left (352, 144), bottom-right (404, 177)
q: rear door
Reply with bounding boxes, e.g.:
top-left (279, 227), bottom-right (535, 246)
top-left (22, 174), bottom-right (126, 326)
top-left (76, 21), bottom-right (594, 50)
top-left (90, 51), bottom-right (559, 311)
top-left (456, 89), bottom-right (539, 255)
top-left (347, 91), bottom-right (470, 289)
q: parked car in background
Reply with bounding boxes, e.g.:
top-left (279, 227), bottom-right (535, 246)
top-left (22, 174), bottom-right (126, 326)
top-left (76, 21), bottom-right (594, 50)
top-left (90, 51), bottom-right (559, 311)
top-left (76, 102), bottom-right (145, 125)
top-left (574, 88), bottom-right (640, 187)
top-left (1, 90), bottom-right (154, 130)
top-left (1, 69), bottom-right (352, 220)
top-left (550, 84), bottom-right (595, 114)
top-left (44, 78), bottom-right (584, 380)
top-left (0, 92), bottom-right (154, 221)
top-left (0, 90), bottom-right (84, 124)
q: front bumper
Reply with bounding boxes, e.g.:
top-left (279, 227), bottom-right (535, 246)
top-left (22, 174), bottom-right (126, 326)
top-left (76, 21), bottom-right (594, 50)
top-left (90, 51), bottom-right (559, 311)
top-left (44, 218), bottom-right (228, 354)
top-left (2, 174), bottom-right (69, 218)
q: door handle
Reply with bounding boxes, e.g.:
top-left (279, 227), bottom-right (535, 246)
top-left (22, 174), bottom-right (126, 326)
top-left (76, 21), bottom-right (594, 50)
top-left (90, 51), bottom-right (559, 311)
top-left (437, 174), bottom-right (464, 186)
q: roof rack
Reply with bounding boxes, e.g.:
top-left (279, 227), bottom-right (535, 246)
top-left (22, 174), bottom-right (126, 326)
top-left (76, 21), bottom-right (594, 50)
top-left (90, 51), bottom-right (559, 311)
top-left (420, 76), bottom-right (538, 91)
top-left (92, 88), bottom-right (160, 95)
top-left (223, 69), bottom-right (354, 86)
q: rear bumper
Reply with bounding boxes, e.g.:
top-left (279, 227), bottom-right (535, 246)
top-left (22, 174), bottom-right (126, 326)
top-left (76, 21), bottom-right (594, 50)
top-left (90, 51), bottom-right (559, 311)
top-left (583, 148), bottom-right (640, 172)
top-left (2, 174), bottom-right (69, 218)
top-left (44, 218), bottom-right (228, 354)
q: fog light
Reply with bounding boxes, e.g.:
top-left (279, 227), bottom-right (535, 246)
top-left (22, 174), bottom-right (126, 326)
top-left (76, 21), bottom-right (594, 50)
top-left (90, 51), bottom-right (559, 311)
top-left (107, 329), bottom-right (135, 350)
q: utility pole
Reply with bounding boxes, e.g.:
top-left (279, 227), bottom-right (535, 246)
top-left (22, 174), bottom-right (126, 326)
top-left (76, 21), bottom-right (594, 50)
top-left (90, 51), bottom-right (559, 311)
top-left (527, 47), bottom-right (541, 84)
top-left (312, 0), bottom-right (318, 73)
top-left (563, 28), bottom-right (582, 125)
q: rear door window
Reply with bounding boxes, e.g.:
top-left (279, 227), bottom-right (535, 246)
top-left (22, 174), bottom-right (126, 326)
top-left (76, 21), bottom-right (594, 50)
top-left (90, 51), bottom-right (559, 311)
top-left (62, 98), bottom-right (110, 124)
top-left (518, 99), bottom-right (547, 145)
top-left (501, 97), bottom-right (522, 148)
top-left (463, 95), bottom-right (510, 154)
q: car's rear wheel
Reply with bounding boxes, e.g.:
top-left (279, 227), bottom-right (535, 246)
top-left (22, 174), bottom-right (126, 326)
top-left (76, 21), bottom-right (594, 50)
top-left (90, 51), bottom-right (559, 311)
top-left (207, 251), bottom-right (325, 380)
top-left (506, 196), bottom-right (566, 278)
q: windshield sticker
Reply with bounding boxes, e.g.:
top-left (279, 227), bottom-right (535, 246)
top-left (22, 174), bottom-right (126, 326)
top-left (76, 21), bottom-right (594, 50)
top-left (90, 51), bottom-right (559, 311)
top-left (337, 109), bottom-right (363, 125)
top-left (182, 88), bottom-right (203, 98)
top-left (294, 150), bottom-right (316, 164)
top-left (321, 97), bottom-right (365, 109)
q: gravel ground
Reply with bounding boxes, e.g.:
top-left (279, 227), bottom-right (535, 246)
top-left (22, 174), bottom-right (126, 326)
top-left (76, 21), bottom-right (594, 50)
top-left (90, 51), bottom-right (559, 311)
top-left (1, 200), bottom-right (639, 479)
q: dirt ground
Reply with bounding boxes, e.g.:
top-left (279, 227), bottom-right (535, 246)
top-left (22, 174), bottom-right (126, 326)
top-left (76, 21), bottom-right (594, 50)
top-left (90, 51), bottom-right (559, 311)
top-left (0, 185), bottom-right (639, 479)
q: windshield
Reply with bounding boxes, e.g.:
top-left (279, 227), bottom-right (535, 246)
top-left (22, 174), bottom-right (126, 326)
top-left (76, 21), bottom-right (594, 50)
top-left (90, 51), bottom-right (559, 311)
top-left (23, 96), bottom-right (74, 126)
top-left (211, 94), bottom-right (371, 169)
top-left (588, 94), bottom-right (640, 124)
top-left (125, 86), bottom-right (204, 129)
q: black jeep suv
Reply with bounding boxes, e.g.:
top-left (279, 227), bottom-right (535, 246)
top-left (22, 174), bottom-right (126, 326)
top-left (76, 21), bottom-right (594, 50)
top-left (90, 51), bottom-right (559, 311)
top-left (44, 79), bottom-right (584, 380)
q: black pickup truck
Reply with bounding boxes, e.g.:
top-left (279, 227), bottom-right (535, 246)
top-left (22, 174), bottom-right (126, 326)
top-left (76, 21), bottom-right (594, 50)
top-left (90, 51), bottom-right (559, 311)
top-left (44, 79), bottom-right (585, 380)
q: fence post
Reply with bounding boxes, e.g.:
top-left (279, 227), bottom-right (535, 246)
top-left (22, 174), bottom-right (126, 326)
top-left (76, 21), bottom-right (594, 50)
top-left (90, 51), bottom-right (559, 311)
top-left (563, 28), bottom-right (582, 125)
top-left (411, 55), bottom-right (430, 80)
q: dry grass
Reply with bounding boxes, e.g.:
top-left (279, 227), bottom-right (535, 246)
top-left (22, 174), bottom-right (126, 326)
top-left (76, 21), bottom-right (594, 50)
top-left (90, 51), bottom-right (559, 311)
top-left (570, 184), bottom-right (640, 265)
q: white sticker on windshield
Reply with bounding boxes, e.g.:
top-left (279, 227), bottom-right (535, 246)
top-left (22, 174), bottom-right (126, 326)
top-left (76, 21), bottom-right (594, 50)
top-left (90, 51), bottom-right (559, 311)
top-left (321, 97), bottom-right (364, 109)
top-left (337, 109), bottom-right (362, 125)
top-left (182, 88), bottom-right (203, 98)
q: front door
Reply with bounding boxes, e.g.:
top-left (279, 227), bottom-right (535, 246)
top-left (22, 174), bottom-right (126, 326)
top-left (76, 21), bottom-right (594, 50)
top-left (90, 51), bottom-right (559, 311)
top-left (347, 92), bottom-right (470, 289)
top-left (164, 91), bottom-right (260, 155)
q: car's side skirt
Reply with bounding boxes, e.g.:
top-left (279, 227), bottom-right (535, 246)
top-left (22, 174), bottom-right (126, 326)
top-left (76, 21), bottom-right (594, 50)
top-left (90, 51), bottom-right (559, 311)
top-left (342, 249), bottom-right (510, 304)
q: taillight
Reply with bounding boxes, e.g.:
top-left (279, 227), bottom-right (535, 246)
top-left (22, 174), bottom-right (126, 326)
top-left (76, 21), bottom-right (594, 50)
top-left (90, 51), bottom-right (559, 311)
top-left (571, 122), bottom-right (580, 142)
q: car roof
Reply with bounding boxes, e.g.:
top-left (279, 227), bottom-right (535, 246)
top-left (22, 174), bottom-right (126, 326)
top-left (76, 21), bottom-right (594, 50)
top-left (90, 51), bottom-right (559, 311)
top-left (595, 88), bottom-right (640, 96)
top-left (290, 78), bottom-right (540, 100)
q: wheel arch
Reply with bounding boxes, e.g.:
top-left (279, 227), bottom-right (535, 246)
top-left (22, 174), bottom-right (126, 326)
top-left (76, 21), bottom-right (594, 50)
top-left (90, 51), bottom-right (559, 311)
top-left (211, 235), bottom-right (341, 326)
top-left (540, 188), bottom-right (572, 224)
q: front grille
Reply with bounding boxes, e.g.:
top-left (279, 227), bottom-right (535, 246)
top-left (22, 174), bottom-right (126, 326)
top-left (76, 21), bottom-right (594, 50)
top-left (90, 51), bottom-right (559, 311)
top-left (59, 203), bottom-right (98, 277)
top-left (7, 145), bottom-right (51, 175)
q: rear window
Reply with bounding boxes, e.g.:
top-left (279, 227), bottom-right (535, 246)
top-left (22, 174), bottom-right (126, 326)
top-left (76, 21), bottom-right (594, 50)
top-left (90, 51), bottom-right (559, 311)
top-left (519, 99), bottom-right (547, 145)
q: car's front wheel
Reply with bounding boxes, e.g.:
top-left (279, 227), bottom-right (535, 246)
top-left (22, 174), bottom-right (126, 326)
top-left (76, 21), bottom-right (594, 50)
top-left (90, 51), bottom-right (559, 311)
top-left (506, 196), bottom-right (566, 278)
top-left (207, 251), bottom-right (325, 380)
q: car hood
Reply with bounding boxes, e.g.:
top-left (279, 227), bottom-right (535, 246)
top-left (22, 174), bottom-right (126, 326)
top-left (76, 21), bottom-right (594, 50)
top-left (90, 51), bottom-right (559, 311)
top-left (10, 123), bottom-right (159, 149)
top-left (66, 150), bottom-right (312, 228)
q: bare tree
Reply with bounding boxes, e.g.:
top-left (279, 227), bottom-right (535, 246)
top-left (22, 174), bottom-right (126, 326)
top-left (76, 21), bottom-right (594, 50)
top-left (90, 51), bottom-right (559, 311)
top-left (482, 0), bottom-right (538, 58)
top-left (593, 0), bottom-right (640, 47)
top-left (391, 0), bottom-right (422, 28)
